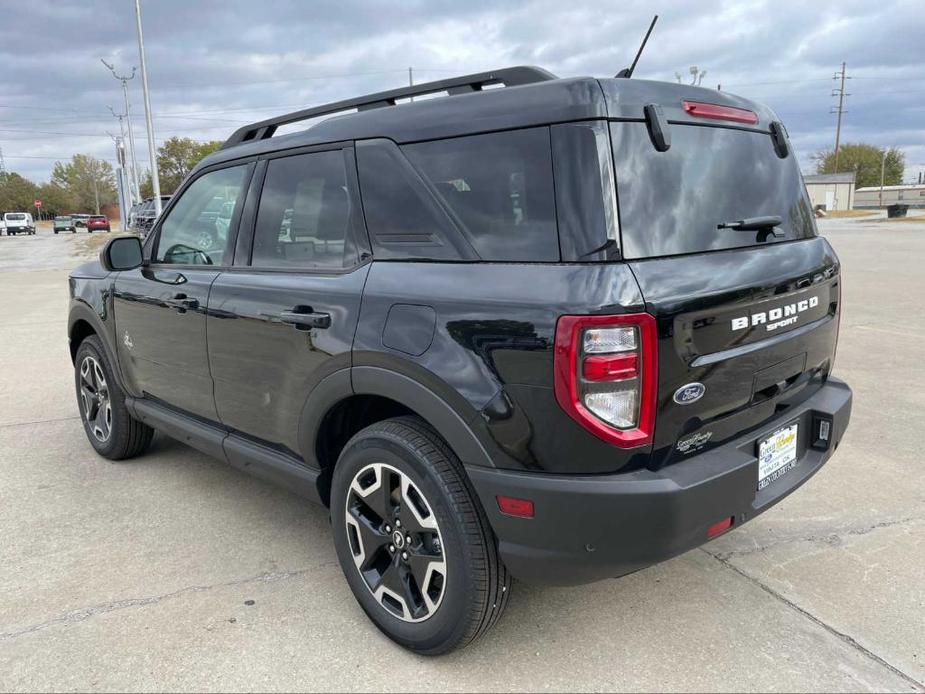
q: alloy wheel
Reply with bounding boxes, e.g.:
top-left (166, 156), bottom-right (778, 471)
top-left (79, 356), bottom-right (112, 443)
top-left (344, 462), bottom-right (447, 623)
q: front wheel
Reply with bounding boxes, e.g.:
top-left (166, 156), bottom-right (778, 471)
top-left (74, 335), bottom-right (154, 460)
top-left (331, 416), bottom-right (510, 655)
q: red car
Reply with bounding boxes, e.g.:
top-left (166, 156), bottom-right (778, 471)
top-left (86, 216), bottom-right (110, 233)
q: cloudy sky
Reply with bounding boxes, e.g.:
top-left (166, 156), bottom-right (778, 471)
top-left (2, 0), bottom-right (924, 185)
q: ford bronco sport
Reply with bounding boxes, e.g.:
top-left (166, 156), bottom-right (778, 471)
top-left (68, 66), bottom-right (852, 654)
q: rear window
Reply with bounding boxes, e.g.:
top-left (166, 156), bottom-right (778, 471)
top-left (402, 128), bottom-right (559, 262)
top-left (611, 123), bottom-right (816, 259)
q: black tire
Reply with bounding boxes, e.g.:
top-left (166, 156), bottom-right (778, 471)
top-left (330, 416), bottom-right (510, 655)
top-left (74, 335), bottom-right (154, 460)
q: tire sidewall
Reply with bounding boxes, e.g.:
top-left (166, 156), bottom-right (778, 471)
top-left (331, 430), bottom-right (480, 652)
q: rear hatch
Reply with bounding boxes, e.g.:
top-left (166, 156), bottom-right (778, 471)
top-left (608, 90), bottom-right (841, 468)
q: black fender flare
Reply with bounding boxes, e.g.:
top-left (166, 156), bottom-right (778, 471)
top-left (67, 300), bottom-right (128, 393)
top-left (297, 365), bottom-right (496, 473)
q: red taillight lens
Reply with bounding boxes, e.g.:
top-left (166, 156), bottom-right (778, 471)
top-left (496, 495), bottom-right (535, 518)
top-left (583, 353), bottom-right (638, 381)
top-left (682, 100), bottom-right (758, 125)
top-left (554, 313), bottom-right (658, 448)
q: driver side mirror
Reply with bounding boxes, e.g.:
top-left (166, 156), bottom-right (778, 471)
top-left (100, 236), bottom-right (144, 271)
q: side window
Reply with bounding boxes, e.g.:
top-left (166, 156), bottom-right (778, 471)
top-left (251, 150), bottom-right (355, 269)
top-left (356, 140), bottom-right (469, 261)
top-left (402, 128), bottom-right (559, 261)
top-left (155, 165), bottom-right (248, 265)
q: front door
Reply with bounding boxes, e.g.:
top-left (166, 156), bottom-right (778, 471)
top-left (207, 147), bottom-right (368, 456)
top-left (114, 163), bottom-right (253, 421)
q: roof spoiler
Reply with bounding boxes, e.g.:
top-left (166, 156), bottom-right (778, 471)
top-left (221, 66), bottom-right (558, 150)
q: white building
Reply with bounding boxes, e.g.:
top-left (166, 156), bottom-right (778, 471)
top-left (855, 184), bottom-right (925, 209)
top-left (803, 173), bottom-right (856, 211)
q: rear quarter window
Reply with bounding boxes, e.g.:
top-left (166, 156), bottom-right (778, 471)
top-left (402, 128), bottom-right (559, 262)
top-left (611, 122), bottom-right (816, 259)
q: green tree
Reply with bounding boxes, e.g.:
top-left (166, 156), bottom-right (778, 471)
top-left (0, 171), bottom-right (39, 213)
top-left (51, 154), bottom-right (117, 214)
top-left (36, 182), bottom-right (76, 218)
top-left (814, 143), bottom-right (904, 189)
top-left (155, 137), bottom-right (222, 194)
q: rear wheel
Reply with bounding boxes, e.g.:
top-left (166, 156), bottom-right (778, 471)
top-left (74, 335), bottom-right (154, 460)
top-left (330, 416), bottom-right (510, 655)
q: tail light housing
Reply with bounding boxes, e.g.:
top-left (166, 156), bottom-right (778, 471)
top-left (554, 313), bottom-right (658, 448)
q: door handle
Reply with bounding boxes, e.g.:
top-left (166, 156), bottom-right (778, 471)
top-left (279, 308), bottom-right (331, 330)
top-left (165, 293), bottom-right (200, 312)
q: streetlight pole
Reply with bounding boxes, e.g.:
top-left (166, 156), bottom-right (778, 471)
top-left (101, 59), bottom-right (141, 205)
top-left (134, 0), bottom-right (162, 216)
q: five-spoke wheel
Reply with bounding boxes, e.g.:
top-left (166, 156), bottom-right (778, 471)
top-left (345, 462), bottom-right (447, 622)
top-left (79, 355), bottom-right (112, 443)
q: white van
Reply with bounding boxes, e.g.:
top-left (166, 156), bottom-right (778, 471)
top-left (4, 212), bottom-right (35, 235)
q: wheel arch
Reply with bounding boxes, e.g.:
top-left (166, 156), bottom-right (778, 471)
top-left (301, 365), bottom-right (497, 506)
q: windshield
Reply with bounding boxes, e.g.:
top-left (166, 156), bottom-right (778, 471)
top-left (6, 214), bottom-right (26, 220)
top-left (56, 216), bottom-right (71, 221)
top-left (611, 122), bottom-right (816, 259)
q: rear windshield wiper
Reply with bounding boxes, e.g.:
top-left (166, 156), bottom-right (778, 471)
top-left (718, 216), bottom-right (784, 237)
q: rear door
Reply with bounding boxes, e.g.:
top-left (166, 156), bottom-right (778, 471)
top-left (611, 119), bottom-right (841, 467)
top-left (207, 145), bottom-right (369, 457)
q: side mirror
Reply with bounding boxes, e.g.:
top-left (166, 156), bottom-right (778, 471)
top-left (100, 236), bottom-right (144, 271)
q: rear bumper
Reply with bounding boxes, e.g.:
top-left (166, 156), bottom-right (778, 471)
top-left (468, 377), bottom-right (852, 586)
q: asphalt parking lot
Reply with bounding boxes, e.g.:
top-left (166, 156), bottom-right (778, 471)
top-left (1, 217), bottom-right (923, 692)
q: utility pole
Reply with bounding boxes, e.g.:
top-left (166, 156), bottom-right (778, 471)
top-left (0, 145), bottom-right (6, 174)
top-left (108, 132), bottom-right (131, 230)
top-left (879, 149), bottom-right (887, 209)
top-left (101, 59), bottom-right (141, 206)
top-left (408, 67), bottom-right (414, 102)
top-left (134, 0), bottom-right (162, 216)
top-left (108, 105), bottom-right (137, 204)
top-left (831, 62), bottom-right (850, 173)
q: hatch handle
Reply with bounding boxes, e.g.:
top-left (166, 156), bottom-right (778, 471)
top-left (643, 103), bottom-right (671, 152)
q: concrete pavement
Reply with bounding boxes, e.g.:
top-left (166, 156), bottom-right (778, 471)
top-left (0, 221), bottom-right (922, 692)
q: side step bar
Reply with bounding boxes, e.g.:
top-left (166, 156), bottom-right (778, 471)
top-left (127, 397), bottom-right (323, 505)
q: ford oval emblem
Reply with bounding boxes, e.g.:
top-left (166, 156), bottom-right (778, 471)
top-left (673, 382), bottom-right (705, 405)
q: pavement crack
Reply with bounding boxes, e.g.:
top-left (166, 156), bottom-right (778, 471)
top-left (703, 548), bottom-right (925, 692)
top-left (0, 567), bottom-right (319, 641)
top-left (712, 516), bottom-right (921, 561)
top-left (0, 415), bottom-right (81, 430)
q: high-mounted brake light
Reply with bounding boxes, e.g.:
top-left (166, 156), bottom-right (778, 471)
top-left (554, 313), bottom-right (658, 448)
top-left (683, 100), bottom-right (758, 125)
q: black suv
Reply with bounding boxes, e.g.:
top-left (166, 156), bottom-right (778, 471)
top-left (68, 67), bottom-right (852, 654)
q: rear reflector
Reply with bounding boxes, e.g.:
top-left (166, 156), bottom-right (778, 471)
top-left (497, 495), bottom-right (535, 518)
top-left (707, 516), bottom-right (734, 538)
top-left (683, 100), bottom-right (758, 125)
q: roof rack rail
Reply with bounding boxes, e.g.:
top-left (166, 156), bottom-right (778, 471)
top-left (220, 66), bottom-right (558, 149)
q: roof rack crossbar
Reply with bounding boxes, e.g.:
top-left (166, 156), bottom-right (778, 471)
top-left (220, 66), bottom-right (557, 149)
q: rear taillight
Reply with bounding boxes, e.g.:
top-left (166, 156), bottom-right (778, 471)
top-left (554, 313), bottom-right (658, 448)
top-left (682, 100), bottom-right (758, 125)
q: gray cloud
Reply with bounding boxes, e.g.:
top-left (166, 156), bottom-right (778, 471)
top-left (2, 0), bottom-right (923, 183)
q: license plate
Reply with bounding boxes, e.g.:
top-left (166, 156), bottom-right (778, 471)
top-left (757, 424), bottom-right (798, 490)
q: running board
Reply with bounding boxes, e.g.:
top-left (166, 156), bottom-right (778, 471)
top-left (127, 397), bottom-right (323, 505)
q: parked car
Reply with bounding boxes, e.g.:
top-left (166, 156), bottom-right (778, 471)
top-left (4, 212), bottom-right (35, 235)
top-left (68, 66), bottom-right (852, 655)
top-left (54, 215), bottom-right (77, 233)
top-left (71, 214), bottom-right (91, 228)
top-left (131, 196), bottom-right (171, 237)
top-left (87, 215), bottom-right (111, 233)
